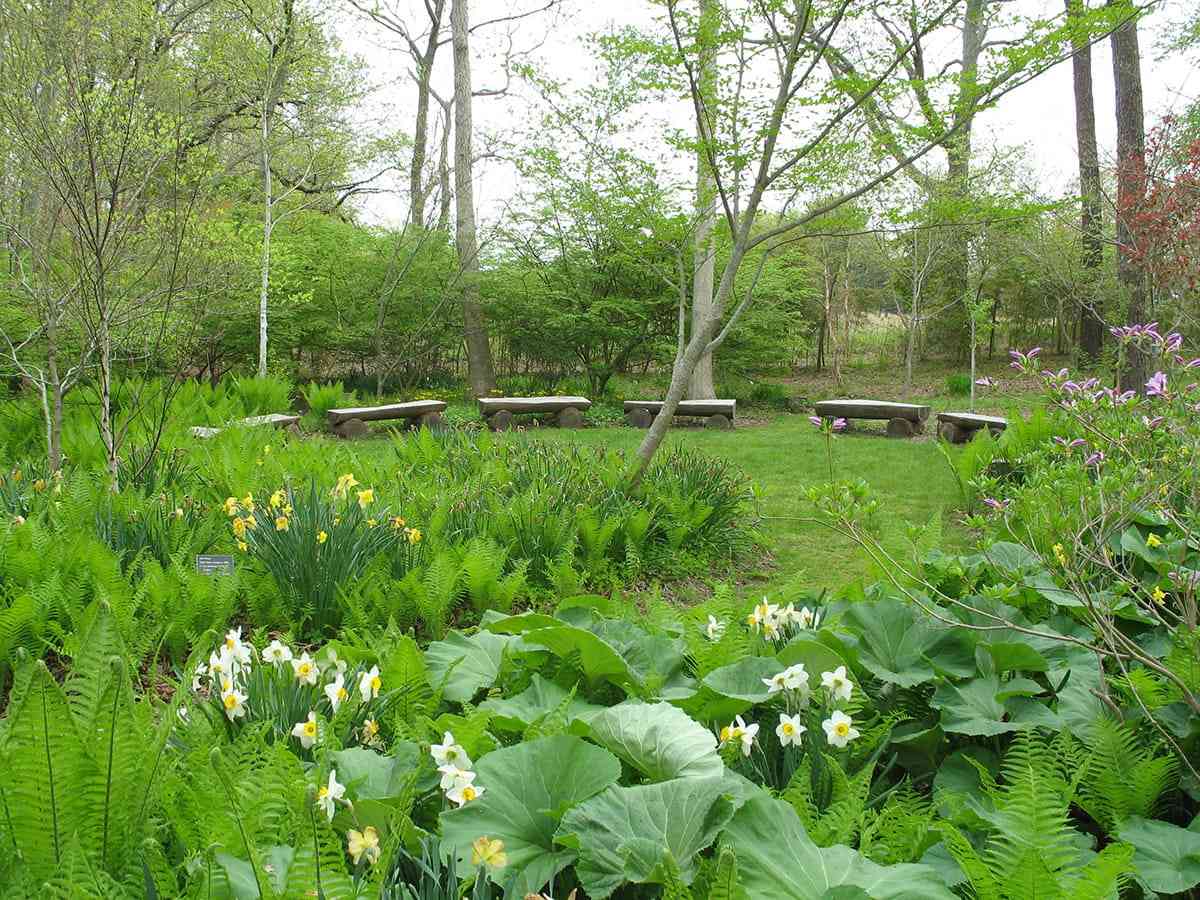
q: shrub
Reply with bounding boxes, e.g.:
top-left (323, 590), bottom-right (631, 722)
top-left (945, 373), bottom-right (972, 396)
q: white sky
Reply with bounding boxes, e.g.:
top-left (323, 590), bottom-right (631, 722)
top-left (336, 0), bottom-right (1198, 227)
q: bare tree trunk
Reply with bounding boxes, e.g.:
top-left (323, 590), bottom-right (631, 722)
top-left (258, 125), bottom-right (272, 378)
top-left (98, 303), bottom-right (118, 490)
top-left (1109, 2), bottom-right (1147, 391)
top-left (436, 95), bottom-right (453, 231)
top-left (1067, 0), bottom-right (1105, 364)
top-left (451, 0), bottom-right (496, 398)
top-left (687, 0), bottom-right (720, 400)
top-left (904, 233), bottom-right (919, 399)
top-left (409, 0), bottom-right (446, 226)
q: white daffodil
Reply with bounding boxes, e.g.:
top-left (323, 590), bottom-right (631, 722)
top-left (325, 648), bottom-right (348, 676)
top-left (292, 652), bottom-right (320, 686)
top-left (705, 615), bottom-right (726, 641)
top-left (324, 674), bottom-right (349, 712)
top-left (316, 770), bottom-right (345, 821)
top-left (177, 705), bottom-right (190, 723)
top-left (781, 663), bottom-right (809, 691)
top-left (262, 639), bottom-right (293, 664)
top-left (347, 826), bottom-right (381, 865)
top-left (292, 711), bottom-right (320, 749)
top-left (822, 710), bottom-right (860, 748)
top-left (221, 687), bottom-right (248, 721)
top-left (821, 666), bottom-right (853, 702)
top-left (796, 606), bottom-right (816, 629)
top-left (358, 665), bottom-right (381, 703)
top-left (446, 775), bottom-right (485, 806)
top-left (223, 627), bottom-right (254, 667)
top-left (776, 713), bottom-right (806, 748)
top-left (191, 663), bottom-right (208, 692)
top-left (437, 763), bottom-right (474, 791)
top-left (208, 648), bottom-right (231, 683)
top-left (763, 670), bottom-right (791, 694)
top-left (431, 731), bottom-right (471, 768)
top-left (746, 599), bottom-right (778, 634)
top-left (738, 719), bottom-right (759, 757)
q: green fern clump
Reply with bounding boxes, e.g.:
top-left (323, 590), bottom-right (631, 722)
top-left (1075, 717), bottom-right (1177, 833)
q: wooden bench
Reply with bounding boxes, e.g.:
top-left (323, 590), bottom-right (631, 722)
top-left (327, 400), bottom-right (446, 438)
top-left (623, 399), bottom-right (736, 430)
top-left (813, 399), bottom-right (931, 438)
top-left (189, 413), bottom-right (301, 439)
top-left (937, 411), bottom-right (1007, 444)
top-left (478, 396), bottom-right (591, 430)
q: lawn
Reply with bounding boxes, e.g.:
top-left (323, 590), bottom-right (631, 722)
top-left (502, 412), bottom-right (966, 595)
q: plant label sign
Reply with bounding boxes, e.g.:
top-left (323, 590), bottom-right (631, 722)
top-left (196, 554), bottom-right (235, 576)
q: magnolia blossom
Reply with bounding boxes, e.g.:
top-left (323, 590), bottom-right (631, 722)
top-left (359, 665), bottom-right (382, 702)
top-left (822, 710), bottom-right (860, 748)
top-left (292, 712), bottom-right (320, 749)
top-left (347, 826), bottom-right (381, 865)
top-left (221, 687), bottom-right (248, 721)
top-left (262, 639), bottom-right (293, 664)
top-left (317, 770), bottom-right (345, 821)
top-left (776, 713), bottom-right (806, 748)
top-left (705, 615), bottom-right (726, 641)
top-left (325, 674), bottom-right (349, 712)
top-left (292, 652), bottom-right (320, 686)
top-left (431, 731), bottom-right (472, 768)
top-left (821, 666), bottom-right (853, 702)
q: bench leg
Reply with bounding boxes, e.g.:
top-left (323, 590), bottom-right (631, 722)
top-left (557, 406), bottom-right (584, 429)
top-left (886, 417), bottom-right (915, 438)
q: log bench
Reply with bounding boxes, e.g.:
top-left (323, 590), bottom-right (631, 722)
top-left (937, 411), bottom-right (1007, 444)
top-left (327, 400), bottom-right (447, 438)
top-left (813, 399), bottom-right (931, 438)
top-left (623, 399), bottom-right (736, 430)
top-left (478, 396), bottom-right (591, 430)
top-left (189, 413), bottom-right (301, 439)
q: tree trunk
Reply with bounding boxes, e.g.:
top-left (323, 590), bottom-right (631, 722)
top-left (687, 0), bottom-right (720, 400)
top-left (1067, 0), bottom-right (1105, 364)
top-left (258, 127), bottom-right (272, 379)
top-left (451, 0), bottom-right (496, 398)
top-left (409, 0), bottom-right (445, 226)
top-left (1109, 2), bottom-right (1147, 391)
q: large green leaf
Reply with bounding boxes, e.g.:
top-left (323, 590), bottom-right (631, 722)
top-left (1119, 815), bottom-right (1200, 894)
top-left (843, 599), bottom-right (968, 687)
top-left (439, 735), bottom-right (621, 896)
top-left (700, 656), bottom-right (782, 703)
top-left (931, 675), bottom-right (1057, 736)
top-left (328, 745), bottom-right (419, 801)
top-left (479, 674), bottom-right (604, 732)
top-left (720, 794), bottom-right (956, 899)
top-left (776, 637), bottom-right (848, 676)
top-left (424, 630), bottom-right (513, 703)
top-left (517, 624), bottom-right (639, 692)
top-left (556, 776), bottom-right (740, 897)
top-left (577, 701), bottom-right (722, 782)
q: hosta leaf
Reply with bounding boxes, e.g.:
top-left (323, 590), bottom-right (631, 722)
top-left (439, 735), bottom-right (621, 896)
top-left (424, 630), bottom-right (513, 703)
top-left (700, 656), bottom-right (782, 703)
top-left (556, 776), bottom-right (741, 898)
top-left (576, 701), bottom-right (723, 782)
top-left (720, 794), bottom-right (956, 899)
top-left (480, 674), bottom-right (604, 732)
top-left (1119, 815), bottom-right (1200, 894)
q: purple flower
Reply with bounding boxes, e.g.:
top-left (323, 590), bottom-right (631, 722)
top-left (1142, 415), bottom-right (1164, 430)
top-left (809, 416), bottom-right (823, 427)
top-left (1084, 451), bottom-right (1105, 467)
top-left (1165, 332), bottom-right (1183, 352)
top-left (1027, 347), bottom-right (1042, 359)
top-left (1061, 381), bottom-right (1081, 394)
top-left (1053, 436), bottom-right (1087, 449)
top-left (975, 377), bottom-right (995, 387)
top-left (1146, 371), bottom-right (1167, 397)
top-left (982, 498), bottom-right (1011, 512)
top-left (1185, 358), bottom-right (1200, 369)
top-left (832, 418), bottom-right (847, 432)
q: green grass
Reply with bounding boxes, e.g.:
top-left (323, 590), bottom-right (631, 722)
top-left (502, 413), bottom-right (965, 595)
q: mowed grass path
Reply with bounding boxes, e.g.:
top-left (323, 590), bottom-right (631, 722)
top-left (508, 413), bottom-right (964, 593)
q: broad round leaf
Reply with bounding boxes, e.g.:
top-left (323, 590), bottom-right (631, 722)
top-left (480, 674), bottom-right (604, 732)
top-left (1119, 815), bottom-right (1200, 894)
top-left (424, 630), bottom-right (513, 703)
top-left (579, 701), bottom-right (723, 781)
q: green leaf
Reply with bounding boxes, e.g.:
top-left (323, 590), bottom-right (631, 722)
top-left (775, 638), bottom-right (848, 676)
top-left (479, 674), bottom-right (604, 732)
top-left (700, 656), bottom-right (782, 703)
top-left (1119, 815), bottom-right (1200, 894)
top-left (424, 630), bottom-right (513, 703)
top-left (984, 641), bottom-right (1049, 674)
top-left (215, 846), bottom-right (294, 899)
top-left (720, 794), bottom-right (956, 899)
top-left (518, 624), bottom-right (639, 692)
top-left (983, 542), bottom-right (1042, 572)
top-left (328, 745), bottom-right (418, 801)
top-left (439, 735), bottom-right (621, 896)
top-left (556, 776), bottom-right (740, 898)
top-left (843, 599), bottom-right (962, 687)
top-left (931, 675), bottom-right (1055, 736)
top-left (577, 701), bottom-right (723, 781)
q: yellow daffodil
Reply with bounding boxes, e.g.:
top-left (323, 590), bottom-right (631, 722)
top-left (390, 516), bottom-right (406, 530)
top-left (232, 517), bottom-right (247, 539)
top-left (367, 518), bottom-right (377, 528)
top-left (33, 479), bottom-right (46, 492)
top-left (237, 540), bottom-right (248, 553)
top-left (347, 826), bottom-right (380, 865)
top-left (361, 719), bottom-right (380, 745)
top-left (263, 445), bottom-right (271, 454)
top-left (244, 514), bottom-right (257, 530)
top-left (1146, 533), bottom-right (1163, 548)
top-left (471, 836), bottom-right (507, 869)
top-left (333, 473), bottom-right (358, 498)
top-left (241, 493), bottom-right (255, 511)
top-left (356, 488), bottom-right (374, 509)
top-left (275, 516), bottom-right (289, 532)
top-left (317, 530), bottom-right (328, 544)
top-left (1052, 543), bottom-right (1068, 567)
top-left (407, 528), bottom-right (422, 544)
top-left (270, 490), bottom-right (285, 509)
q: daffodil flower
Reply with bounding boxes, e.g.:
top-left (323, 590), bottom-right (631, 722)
top-left (293, 652), bottom-right (320, 686)
top-left (316, 770), bottom-right (345, 821)
top-left (358, 665), bottom-right (381, 703)
top-left (407, 528), bottom-right (422, 544)
top-left (232, 517), bottom-right (247, 539)
top-left (262, 639), bottom-right (293, 664)
top-left (431, 731), bottom-right (471, 768)
top-left (776, 713), bottom-right (806, 748)
top-left (269, 490), bottom-right (284, 509)
top-left (347, 826), bottom-right (380, 865)
top-left (223, 628), bottom-right (253, 667)
top-left (704, 615), bottom-right (726, 641)
top-left (471, 836), bottom-right (507, 869)
top-left (223, 497), bottom-right (239, 516)
top-left (438, 763), bottom-right (474, 790)
top-left (221, 687), bottom-right (248, 721)
top-left (1146, 533), bottom-right (1163, 548)
top-left (274, 515), bottom-right (289, 532)
top-left (821, 666), bottom-right (853, 702)
top-left (241, 493), bottom-right (255, 511)
top-left (325, 674), bottom-right (349, 712)
top-left (357, 488), bottom-right (374, 509)
top-left (317, 530), bottom-right (328, 544)
top-left (737, 719), bottom-right (759, 756)
top-left (822, 710), bottom-right (860, 748)
top-left (292, 711), bottom-right (319, 749)
top-left (360, 719), bottom-right (381, 747)
top-left (446, 773), bottom-right (484, 806)
top-left (190, 663), bottom-right (207, 692)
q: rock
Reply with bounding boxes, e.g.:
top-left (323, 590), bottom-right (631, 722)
top-left (705, 413), bottom-right (732, 430)
top-left (418, 411), bottom-right (445, 430)
top-left (488, 410), bottom-right (515, 431)
top-left (886, 417), bottom-right (915, 438)
top-left (939, 421), bottom-right (966, 444)
top-left (557, 406), bottom-right (585, 429)
top-left (785, 396), bottom-right (807, 414)
top-left (333, 417), bottom-right (370, 440)
top-left (626, 406), bottom-right (653, 428)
